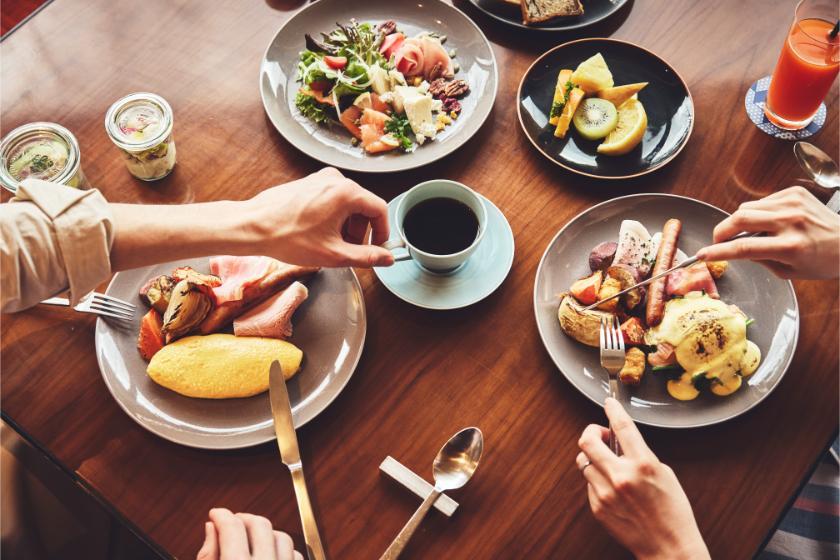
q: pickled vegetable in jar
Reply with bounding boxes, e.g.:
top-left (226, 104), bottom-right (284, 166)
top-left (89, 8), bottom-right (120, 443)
top-left (105, 92), bottom-right (176, 181)
top-left (0, 122), bottom-right (89, 194)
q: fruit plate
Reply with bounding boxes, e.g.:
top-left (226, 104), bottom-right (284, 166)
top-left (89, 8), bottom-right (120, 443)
top-left (260, 0), bottom-right (498, 173)
top-left (517, 38), bottom-right (694, 179)
top-left (464, 0), bottom-right (629, 33)
top-left (533, 194), bottom-right (799, 428)
top-left (95, 259), bottom-right (367, 449)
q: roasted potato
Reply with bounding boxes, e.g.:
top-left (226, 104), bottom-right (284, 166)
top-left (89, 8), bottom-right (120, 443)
top-left (557, 295), bottom-right (614, 347)
top-left (588, 241), bottom-right (618, 272)
top-left (619, 347), bottom-right (646, 385)
top-left (596, 277), bottom-right (622, 312)
top-left (620, 317), bottom-right (646, 346)
top-left (570, 270), bottom-right (603, 305)
top-left (705, 260), bottom-right (728, 280)
top-left (607, 264), bottom-right (643, 309)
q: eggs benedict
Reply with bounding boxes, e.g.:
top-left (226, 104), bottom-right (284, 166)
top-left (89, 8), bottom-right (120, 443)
top-left (645, 292), bottom-right (760, 400)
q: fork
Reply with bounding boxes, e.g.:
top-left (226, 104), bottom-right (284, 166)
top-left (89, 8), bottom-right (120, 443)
top-left (599, 316), bottom-right (626, 456)
top-left (40, 292), bottom-right (136, 321)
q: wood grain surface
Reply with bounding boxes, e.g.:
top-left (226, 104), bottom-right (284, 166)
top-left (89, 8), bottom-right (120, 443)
top-left (1, 1), bottom-right (838, 558)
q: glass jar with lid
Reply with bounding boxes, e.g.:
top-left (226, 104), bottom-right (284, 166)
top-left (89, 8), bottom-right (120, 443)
top-left (105, 92), bottom-right (176, 181)
top-left (0, 122), bottom-right (89, 194)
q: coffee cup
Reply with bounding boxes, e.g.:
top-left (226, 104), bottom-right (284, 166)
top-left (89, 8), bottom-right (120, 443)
top-left (383, 180), bottom-right (487, 273)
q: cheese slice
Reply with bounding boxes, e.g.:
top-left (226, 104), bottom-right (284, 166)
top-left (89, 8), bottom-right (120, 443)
top-left (404, 94), bottom-right (435, 140)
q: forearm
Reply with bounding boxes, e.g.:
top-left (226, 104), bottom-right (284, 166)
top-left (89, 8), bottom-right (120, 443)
top-left (109, 200), bottom-right (259, 271)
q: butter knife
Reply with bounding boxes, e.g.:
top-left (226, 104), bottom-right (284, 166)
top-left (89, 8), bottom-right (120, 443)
top-left (269, 361), bottom-right (326, 560)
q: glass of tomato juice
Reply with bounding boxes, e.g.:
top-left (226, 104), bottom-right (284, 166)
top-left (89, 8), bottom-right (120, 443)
top-left (765, 0), bottom-right (839, 130)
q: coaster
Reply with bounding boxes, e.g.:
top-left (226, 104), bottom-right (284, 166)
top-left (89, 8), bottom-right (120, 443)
top-left (745, 76), bottom-right (826, 140)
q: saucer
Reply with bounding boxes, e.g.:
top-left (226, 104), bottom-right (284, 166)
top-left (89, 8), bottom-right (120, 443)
top-left (374, 192), bottom-right (514, 310)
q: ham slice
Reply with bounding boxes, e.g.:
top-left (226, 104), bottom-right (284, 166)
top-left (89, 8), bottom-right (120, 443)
top-left (648, 342), bottom-right (677, 367)
top-left (394, 37), bottom-right (454, 80)
top-left (198, 256), bottom-right (318, 334)
top-left (666, 263), bottom-right (720, 299)
top-left (234, 282), bottom-right (308, 339)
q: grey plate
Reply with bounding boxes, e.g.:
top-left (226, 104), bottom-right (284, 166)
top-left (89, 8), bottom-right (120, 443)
top-left (95, 258), bottom-right (366, 449)
top-left (533, 194), bottom-right (799, 429)
top-left (259, 0), bottom-right (498, 173)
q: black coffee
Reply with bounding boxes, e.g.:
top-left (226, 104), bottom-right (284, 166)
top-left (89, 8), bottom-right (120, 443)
top-left (403, 197), bottom-right (479, 255)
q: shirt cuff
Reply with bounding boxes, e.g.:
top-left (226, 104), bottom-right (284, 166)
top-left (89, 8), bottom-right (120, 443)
top-left (14, 180), bottom-right (115, 305)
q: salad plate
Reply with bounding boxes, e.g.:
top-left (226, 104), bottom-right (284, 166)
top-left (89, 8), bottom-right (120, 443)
top-left (533, 194), bottom-right (799, 428)
top-left (95, 259), bottom-right (366, 449)
top-left (465, 0), bottom-right (629, 32)
top-left (518, 38), bottom-right (693, 179)
top-left (260, 0), bottom-right (498, 173)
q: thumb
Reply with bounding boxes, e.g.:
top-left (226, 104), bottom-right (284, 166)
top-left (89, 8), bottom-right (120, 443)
top-left (336, 243), bottom-right (395, 268)
top-left (196, 522), bottom-right (219, 560)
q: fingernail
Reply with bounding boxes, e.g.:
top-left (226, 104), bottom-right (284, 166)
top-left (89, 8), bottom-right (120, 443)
top-left (696, 248), bottom-right (708, 260)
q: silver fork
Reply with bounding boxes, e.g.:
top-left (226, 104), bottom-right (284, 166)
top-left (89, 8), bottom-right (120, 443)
top-left (41, 293), bottom-right (135, 321)
top-left (599, 316), bottom-right (626, 456)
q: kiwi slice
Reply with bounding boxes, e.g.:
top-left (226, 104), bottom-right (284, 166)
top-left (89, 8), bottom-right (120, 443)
top-left (572, 98), bottom-right (618, 141)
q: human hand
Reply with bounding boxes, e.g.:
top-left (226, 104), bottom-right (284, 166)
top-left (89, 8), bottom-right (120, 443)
top-left (696, 186), bottom-right (840, 279)
top-left (196, 508), bottom-right (303, 560)
top-left (242, 167), bottom-right (394, 268)
top-left (576, 398), bottom-right (709, 560)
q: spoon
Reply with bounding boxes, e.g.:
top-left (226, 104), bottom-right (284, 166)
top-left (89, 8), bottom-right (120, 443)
top-left (794, 141), bottom-right (840, 212)
top-left (379, 427), bottom-right (484, 560)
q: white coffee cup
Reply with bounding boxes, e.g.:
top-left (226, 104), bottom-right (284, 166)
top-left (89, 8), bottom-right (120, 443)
top-left (383, 180), bottom-right (487, 273)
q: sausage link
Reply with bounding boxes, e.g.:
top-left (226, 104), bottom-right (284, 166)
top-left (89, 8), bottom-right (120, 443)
top-left (645, 219), bottom-right (682, 326)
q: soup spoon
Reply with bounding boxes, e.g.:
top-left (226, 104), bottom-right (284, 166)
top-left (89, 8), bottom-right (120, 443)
top-left (794, 141), bottom-right (840, 211)
top-left (379, 427), bottom-right (484, 560)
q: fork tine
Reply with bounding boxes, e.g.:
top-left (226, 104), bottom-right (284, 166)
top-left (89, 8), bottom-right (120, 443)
top-left (614, 316), bottom-right (625, 352)
top-left (82, 307), bottom-right (132, 320)
top-left (87, 302), bottom-right (133, 319)
top-left (599, 317), bottom-right (606, 350)
top-left (91, 293), bottom-right (135, 311)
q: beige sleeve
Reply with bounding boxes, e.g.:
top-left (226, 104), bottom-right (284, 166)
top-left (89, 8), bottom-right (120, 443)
top-left (1, 179), bottom-right (114, 313)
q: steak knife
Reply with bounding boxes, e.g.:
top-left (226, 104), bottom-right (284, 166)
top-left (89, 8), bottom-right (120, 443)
top-left (269, 360), bottom-right (326, 560)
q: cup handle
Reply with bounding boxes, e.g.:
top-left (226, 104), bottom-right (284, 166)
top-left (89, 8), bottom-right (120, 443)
top-left (382, 239), bottom-right (412, 262)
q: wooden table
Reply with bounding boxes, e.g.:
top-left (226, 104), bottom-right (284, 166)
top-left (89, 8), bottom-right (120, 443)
top-left (2, 1), bottom-right (838, 558)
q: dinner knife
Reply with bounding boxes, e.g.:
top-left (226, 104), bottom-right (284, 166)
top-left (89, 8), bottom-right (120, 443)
top-left (582, 230), bottom-right (759, 311)
top-left (269, 361), bottom-right (326, 560)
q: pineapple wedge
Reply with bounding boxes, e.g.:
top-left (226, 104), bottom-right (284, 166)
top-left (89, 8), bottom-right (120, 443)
top-left (549, 69), bottom-right (574, 126)
top-left (571, 53), bottom-right (614, 94)
top-left (597, 82), bottom-right (648, 107)
top-left (554, 87), bottom-right (585, 138)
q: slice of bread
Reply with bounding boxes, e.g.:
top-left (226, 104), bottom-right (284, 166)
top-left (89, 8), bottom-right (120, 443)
top-left (521, 0), bottom-right (584, 24)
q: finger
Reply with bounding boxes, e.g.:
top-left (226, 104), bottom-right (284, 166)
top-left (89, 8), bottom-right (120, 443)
top-left (696, 236), bottom-right (795, 263)
top-left (346, 189), bottom-right (390, 246)
top-left (342, 214), bottom-right (369, 245)
top-left (293, 552), bottom-right (304, 560)
top-left (604, 397), bottom-right (652, 459)
top-left (196, 521), bottom-right (219, 560)
top-left (710, 209), bottom-right (781, 244)
top-left (274, 531), bottom-right (295, 560)
top-left (333, 242), bottom-right (395, 268)
top-left (208, 508), bottom-right (249, 560)
top-left (236, 513), bottom-right (276, 559)
top-left (316, 166), bottom-right (344, 180)
top-left (578, 424), bottom-right (619, 471)
top-left (587, 483), bottom-right (606, 521)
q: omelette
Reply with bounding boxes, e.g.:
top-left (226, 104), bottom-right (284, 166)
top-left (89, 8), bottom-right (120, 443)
top-left (645, 292), bottom-right (761, 400)
top-left (147, 334), bottom-right (302, 399)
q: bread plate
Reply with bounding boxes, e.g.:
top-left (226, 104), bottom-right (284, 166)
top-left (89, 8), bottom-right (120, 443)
top-left (95, 258), bottom-right (366, 449)
top-left (533, 194), bottom-right (799, 428)
top-left (465, 0), bottom-right (629, 32)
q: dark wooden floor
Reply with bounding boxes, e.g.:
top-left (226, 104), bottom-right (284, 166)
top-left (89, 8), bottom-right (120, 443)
top-left (1, 0), bottom-right (46, 36)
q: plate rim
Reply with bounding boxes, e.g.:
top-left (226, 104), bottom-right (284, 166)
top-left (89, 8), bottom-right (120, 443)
top-left (466, 0), bottom-right (629, 33)
top-left (532, 192), bottom-right (800, 429)
top-left (516, 37), bottom-right (695, 180)
top-left (374, 192), bottom-right (515, 310)
top-left (95, 264), bottom-right (367, 450)
top-left (258, 0), bottom-right (499, 174)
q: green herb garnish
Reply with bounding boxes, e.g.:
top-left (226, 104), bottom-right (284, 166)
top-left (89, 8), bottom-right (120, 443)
top-left (29, 154), bottom-right (54, 173)
top-left (384, 113), bottom-right (414, 151)
top-left (550, 101), bottom-right (564, 118)
top-left (745, 318), bottom-right (755, 327)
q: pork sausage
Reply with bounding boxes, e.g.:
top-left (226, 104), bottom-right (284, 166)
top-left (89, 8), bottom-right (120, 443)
top-left (645, 218), bottom-right (682, 326)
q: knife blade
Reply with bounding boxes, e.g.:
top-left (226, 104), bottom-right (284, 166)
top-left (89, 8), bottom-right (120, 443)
top-left (582, 230), bottom-right (759, 311)
top-left (269, 361), bottom-right (326, 560)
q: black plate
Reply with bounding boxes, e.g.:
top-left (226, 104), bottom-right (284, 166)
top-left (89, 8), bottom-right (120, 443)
top-left (468, 0), bottom-right (628, 32)
top-left (517, 38), bottom-right (694, 179)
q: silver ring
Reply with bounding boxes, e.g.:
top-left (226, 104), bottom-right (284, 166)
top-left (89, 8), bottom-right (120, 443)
top-left (581, 460), bottom-right (591, 472)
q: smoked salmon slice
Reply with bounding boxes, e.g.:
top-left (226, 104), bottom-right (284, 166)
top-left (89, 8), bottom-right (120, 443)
top-left (299, 87), bottom-right (335, 106)
top-left (360, 108), bottom-right (398, 153)
top-left (340, 106), bottom-right (363, 140)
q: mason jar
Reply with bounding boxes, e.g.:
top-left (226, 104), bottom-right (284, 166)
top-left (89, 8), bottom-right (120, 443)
top-left (105, 92), bottom-right (176, 181)
top-left (0, 122), bottom-right (89, 194)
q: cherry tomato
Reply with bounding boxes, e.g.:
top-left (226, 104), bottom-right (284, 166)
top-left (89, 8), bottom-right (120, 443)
top-left (324, 56), bottom-right (347, 70)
